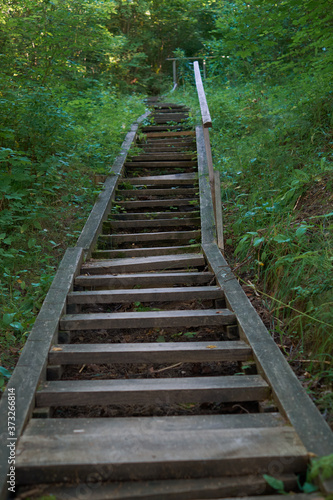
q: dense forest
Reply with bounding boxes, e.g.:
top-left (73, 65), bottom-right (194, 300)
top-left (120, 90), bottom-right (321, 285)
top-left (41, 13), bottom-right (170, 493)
top-left (0, 0), bottom-right (332, 422)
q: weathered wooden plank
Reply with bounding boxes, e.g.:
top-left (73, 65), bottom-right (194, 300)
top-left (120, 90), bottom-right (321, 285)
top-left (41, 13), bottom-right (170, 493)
top-left (28, 475), bottom-right (299, 500)
top-left (59, 309), bottom-right (236, 330)
top-left (138, 145), bottom-right (195, 152)
top-left (142, 125), bottom-right (182, 132)
top-left (153, 103), bottom-right (189, 109)
top-left (25, 413), bottom-right (287, 435)
top-left (49, 340), bottom-right (251, 365)
top-left (143, 140), bottom-right (195, 146)
top-left (0, 247), bottom-right (83, 500)
top-left (124, 174), bottom-right (197, 185)
top-left (112, 210), bottom-right (200, 220)
top-left (67, 285), bottom-right (223, 304)
top-left (197, 126), bottom-right (216, 244)
top-left (81, 253), bottom-right (205, 274)
top-left (116, 198), bottom-right (199, 209)
top-left (129, 153), bottom-right (195, 162)
top-left (144, 134), bottom-right (194, 140)
top-left (104, 218), bottom-right (201, 230)
top-left (36, 375), bottom-right (269, 407)
top-left (214, 170), bottom-right (224, 250)
top-left (17, 419), bottom-right (307, 484)
top-left (153, 113), bottom-right (188, 121)
top-left (75, 272), bottom-right (214, 288)
top-left (92, 244), bottom-right (201, 259)
top-left (76, 111), bottom-right (149, 257)
top-left (125, 160), bottom-right (197, 168)
top-left (194, 61), bottom-right (212, 128)
top-left (116, 188), bottom-right (198, 197)
top-left (100, 230), bottom-right (201, 244)
top-left (145, 131), bottom-right (196, 138)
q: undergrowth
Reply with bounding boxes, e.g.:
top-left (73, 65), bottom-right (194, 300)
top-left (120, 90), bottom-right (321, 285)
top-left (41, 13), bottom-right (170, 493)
top-left (170, 72), bottom-right (333, 422)
top-left (0, 84), bottom-right (145, 383)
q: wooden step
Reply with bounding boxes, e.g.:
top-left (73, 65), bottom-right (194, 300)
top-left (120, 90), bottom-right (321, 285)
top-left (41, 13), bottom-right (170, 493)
top-left (129, 153), bottom-right (195, 162)
top-left (116, 199), bottom-right (199, 209)
top-left (125, 161), bottom-right (196, 169)
top-left (49, 340), bottom-right (251, 365)
top-left (123, 174), bottom-right (197, 186)
top-left (99, 230), bottom-right (201, 245)
top-left (67, 285), bottom-right (223, 305)
top-left (104, 218), bottom-right (201, 230)
top-left (75, 272), bottom-right (215, 289)
top-left (36, 375), bottom-right (269, 407)
top-left (153, 113), bottom-right (188, 121)
top-left (144, 136), bottom-right (194, 142)
top-left (116, 188), bottom-right (198, 197)
top-left (59, 309), bottom-right (236, 331)
top-left (145, 131), bottom-right (195, 138)
top-left (153, 103), bottom-right (189, 109)
top-left (81, 253), bottom-right (205, 274)
top-left (142, 125), bottom-right (182, 132)
top-left (92, 244), bottom-right (201, 259)
top-left (25, 474), bottom-right (300, 500)
top-left (16, 417), bottom-right (307, 485)
top-left (138, 145), bottom-right (195, 152)
top-left (112, 210), bottom-right (200, 220)
top-left (142, 140), bottom-right (195, 147)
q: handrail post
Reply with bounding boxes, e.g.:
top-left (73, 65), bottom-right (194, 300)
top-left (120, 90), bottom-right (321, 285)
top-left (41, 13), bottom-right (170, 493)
top-left (214, 170), bottom-right (224, 251)
top-left (172, 60), bottom-right (177, 86)
top-left (203, 127), bottom-right (216, 218)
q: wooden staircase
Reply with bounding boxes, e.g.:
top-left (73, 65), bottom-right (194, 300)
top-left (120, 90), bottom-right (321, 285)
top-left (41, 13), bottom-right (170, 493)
top-left (0, 101), bottom-right (332, 500)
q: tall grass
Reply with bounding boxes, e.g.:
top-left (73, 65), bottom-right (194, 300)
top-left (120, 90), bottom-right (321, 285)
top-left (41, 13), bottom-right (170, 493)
top-left (171, 74), bottom-right (333, 366)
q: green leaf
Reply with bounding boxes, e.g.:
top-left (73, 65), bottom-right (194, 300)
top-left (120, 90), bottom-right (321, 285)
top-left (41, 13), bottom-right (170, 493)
top-left (10, 322), bottom-right (23, 332)
top-left (156, 335), bottom-right (165, 342)
top-left (273, 234), bottom-right (291, 243)
top-left (28, 238), bottom-right (36, 248)
top-left (0, 367), bottom-right (11, 378)
top-left (296, 226), bottom-right (308, 238)
top-left (3, 313), bottom-right (16, 325)
top-left (263, 474), bottom-right (285, 492)
top-left (302, 482), bottom-right (318, 494)
top-left (253, 237), bottom-right (265, 247)
top-left (310, 211), bottom-right (333, 219)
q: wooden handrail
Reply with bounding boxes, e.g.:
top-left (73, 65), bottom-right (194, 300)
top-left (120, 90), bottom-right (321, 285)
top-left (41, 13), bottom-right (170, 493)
top-left (193, 61), bottom-right (212, 128)
top-left (193, 61), bottom-right (224, 250)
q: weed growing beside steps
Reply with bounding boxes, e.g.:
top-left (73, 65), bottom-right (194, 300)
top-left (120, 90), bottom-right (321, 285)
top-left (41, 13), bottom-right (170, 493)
top-left (170, 76), bottom-right (333, 423)
top-left (0, 90), bottom-right (145, 379)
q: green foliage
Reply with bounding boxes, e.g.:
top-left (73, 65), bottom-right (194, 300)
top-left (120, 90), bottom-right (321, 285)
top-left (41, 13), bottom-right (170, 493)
top-left (263, 474), bottom-right (285, 494)
top-left (0, 0), bottom-right (120, 85)
top-left (308, 454), bottom-right (333, 482)
top-left (206, 76), bottom-right (333, 361)
top-left (0, 41), bottom-right (145, 376)
top-left (0, 366), bottom-right (11, 390)
top-left (207, 0), bottom-right (333, 85)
